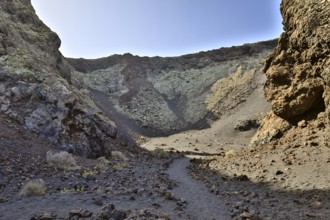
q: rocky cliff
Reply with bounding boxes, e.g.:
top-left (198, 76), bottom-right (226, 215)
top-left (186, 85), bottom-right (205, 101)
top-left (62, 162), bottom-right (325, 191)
top-left (68, 40), bottom-right (277, 136)
top-left (0, 0), bottom-right (121, 157)
top-left (252, 0), bottom-right (330, 144)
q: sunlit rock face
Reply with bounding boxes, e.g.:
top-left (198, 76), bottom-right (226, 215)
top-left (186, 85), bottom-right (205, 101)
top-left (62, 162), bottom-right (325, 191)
top-left (68, 40), bottom-right (277, 136)
top-left (252, 0), bottom-right (330, 145)
top-left (0, 0), bottom-right (120, 158)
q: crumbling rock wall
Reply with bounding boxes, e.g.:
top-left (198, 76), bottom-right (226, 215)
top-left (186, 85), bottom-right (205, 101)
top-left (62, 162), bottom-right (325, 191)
top-left (252, 0), bottom-right (330, 145)
top-left (68, 41), bottom-right (277, 135)
top-left (0, 0), bottom-right (119, 157)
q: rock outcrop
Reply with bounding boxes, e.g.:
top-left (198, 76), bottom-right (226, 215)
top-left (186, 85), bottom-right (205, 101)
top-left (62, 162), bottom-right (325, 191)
top-left (252, 0), bottom-right (330, 145)
top-left (68, 41), bottom-right (277, 136)
top-left (0, 0), bottom-right (120, 157)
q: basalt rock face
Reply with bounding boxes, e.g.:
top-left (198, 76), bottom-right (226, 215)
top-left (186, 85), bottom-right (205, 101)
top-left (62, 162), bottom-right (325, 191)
top-left (68, 40), bottom-right (277, 136)
top-left (0, 0), bottom-right (119, 157)
top-left (252, 0), bottom-right (330, 145)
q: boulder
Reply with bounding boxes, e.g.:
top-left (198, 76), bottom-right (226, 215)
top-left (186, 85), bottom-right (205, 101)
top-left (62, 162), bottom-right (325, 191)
top-left (253, 0), bottom-right (330, 144)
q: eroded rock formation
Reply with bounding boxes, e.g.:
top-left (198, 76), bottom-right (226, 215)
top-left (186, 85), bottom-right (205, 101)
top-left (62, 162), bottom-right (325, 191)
top-left (252, 0), bottom-right (330, 145)
top-left (68, 41), bottom-right (276, 136)
top-left (0, 0), bottom-right (119, 157)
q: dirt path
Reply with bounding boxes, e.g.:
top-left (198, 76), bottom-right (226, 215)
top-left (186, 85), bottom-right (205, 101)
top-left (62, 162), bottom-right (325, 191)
top-left (167, 157), bottom-right (230, 220)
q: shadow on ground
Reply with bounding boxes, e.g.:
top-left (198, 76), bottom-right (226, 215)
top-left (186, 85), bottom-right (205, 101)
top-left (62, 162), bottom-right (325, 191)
top-left (189, 158), bottom-right (330, 220)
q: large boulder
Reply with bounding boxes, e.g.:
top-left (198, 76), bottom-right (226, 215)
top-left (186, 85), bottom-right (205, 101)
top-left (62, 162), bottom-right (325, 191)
top-left (253, 0), bottom-right (330, 145)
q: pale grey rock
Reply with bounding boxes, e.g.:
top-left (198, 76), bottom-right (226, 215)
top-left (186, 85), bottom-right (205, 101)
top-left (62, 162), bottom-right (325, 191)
top-left (69, 42), bottom-right (277, 135)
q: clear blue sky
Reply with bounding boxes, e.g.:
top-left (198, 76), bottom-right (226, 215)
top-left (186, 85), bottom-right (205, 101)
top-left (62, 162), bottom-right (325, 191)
top-left (31, 0), bottom-right (283, 58)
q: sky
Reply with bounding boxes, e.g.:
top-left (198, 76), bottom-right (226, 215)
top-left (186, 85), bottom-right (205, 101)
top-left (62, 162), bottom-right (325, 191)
top-left (31, 0), bottom-right (283, 58)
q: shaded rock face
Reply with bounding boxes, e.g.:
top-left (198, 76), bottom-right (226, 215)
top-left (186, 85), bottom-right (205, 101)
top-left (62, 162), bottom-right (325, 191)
top-left (0, 0), bottom-right (71, 81)
top-left (253, 0), bottom-right (330, 145)
top-left (0, 0), bottom-right (119, 157)
top-left (68, 41), bottom-right (277, 136)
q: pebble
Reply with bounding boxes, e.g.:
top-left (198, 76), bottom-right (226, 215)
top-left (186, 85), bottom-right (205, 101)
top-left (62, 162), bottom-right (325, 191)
top-left (92, 197), bottom-right (103, 206)
top-left (240, 211), bottom-right (252, 218)
top-left (275, 170), bottom-right (284, 175)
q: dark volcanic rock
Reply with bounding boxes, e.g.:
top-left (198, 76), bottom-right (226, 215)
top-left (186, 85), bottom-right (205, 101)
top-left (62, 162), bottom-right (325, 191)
top-left (235, 119), bottom-right (260, 132)
top-left (0, 0), bottom-right (121, 157)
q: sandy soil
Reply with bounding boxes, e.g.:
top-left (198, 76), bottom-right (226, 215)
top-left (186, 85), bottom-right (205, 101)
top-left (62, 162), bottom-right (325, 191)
top-left (142, 74), bottom-right (270, 154)
top-left (142, 77), bottom-right (330, 219)
top-left (2, 71), bottom-right (330, 219)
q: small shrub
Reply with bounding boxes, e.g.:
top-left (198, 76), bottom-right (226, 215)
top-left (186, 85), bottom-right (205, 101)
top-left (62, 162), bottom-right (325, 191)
top-left (46, 150), bottom-right (80, 170)
top-left (136, 136), bottom-right (149, 145)
top-left (95, 163), bottom-right (110, 172)
top-left (225, 149), bottom-right (235, 158)
top-left (97, 156), bottom-right (110, 164)
top-left (20, 179), bottom-right (46, 196)
top-left (96, 157), bottom-right (110, 171)
top-left (152, 148), bottom-right (169, 158)
top-left (61, 186), bottom-right (84, 194)
top-left (112, 162), bottom-right (127, 171)
top-left (61, 187), bottom-right (74, 194)
top-left (82, 170), bottom-right (96, 178)
top-left (97, 162), bottom-right (109, 171)
top-left (111, 151), bottom-right (129, 161)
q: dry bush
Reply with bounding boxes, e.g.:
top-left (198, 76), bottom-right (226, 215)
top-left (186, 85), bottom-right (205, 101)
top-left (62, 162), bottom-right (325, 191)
top-left (112, 162), bottom-right (127, 171)
top-left (46, 150), bottom-right (80, 170)
top-left (111, 151), bottom-right (129, 161)
top-left (225, 149), bottom-right (235, 158)
top-left (20, 179), bottom-right (46, 196)
top-left (152, 148), bottom-right (169, 158)
top-left (96, 157), bottom-right (111, 171)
